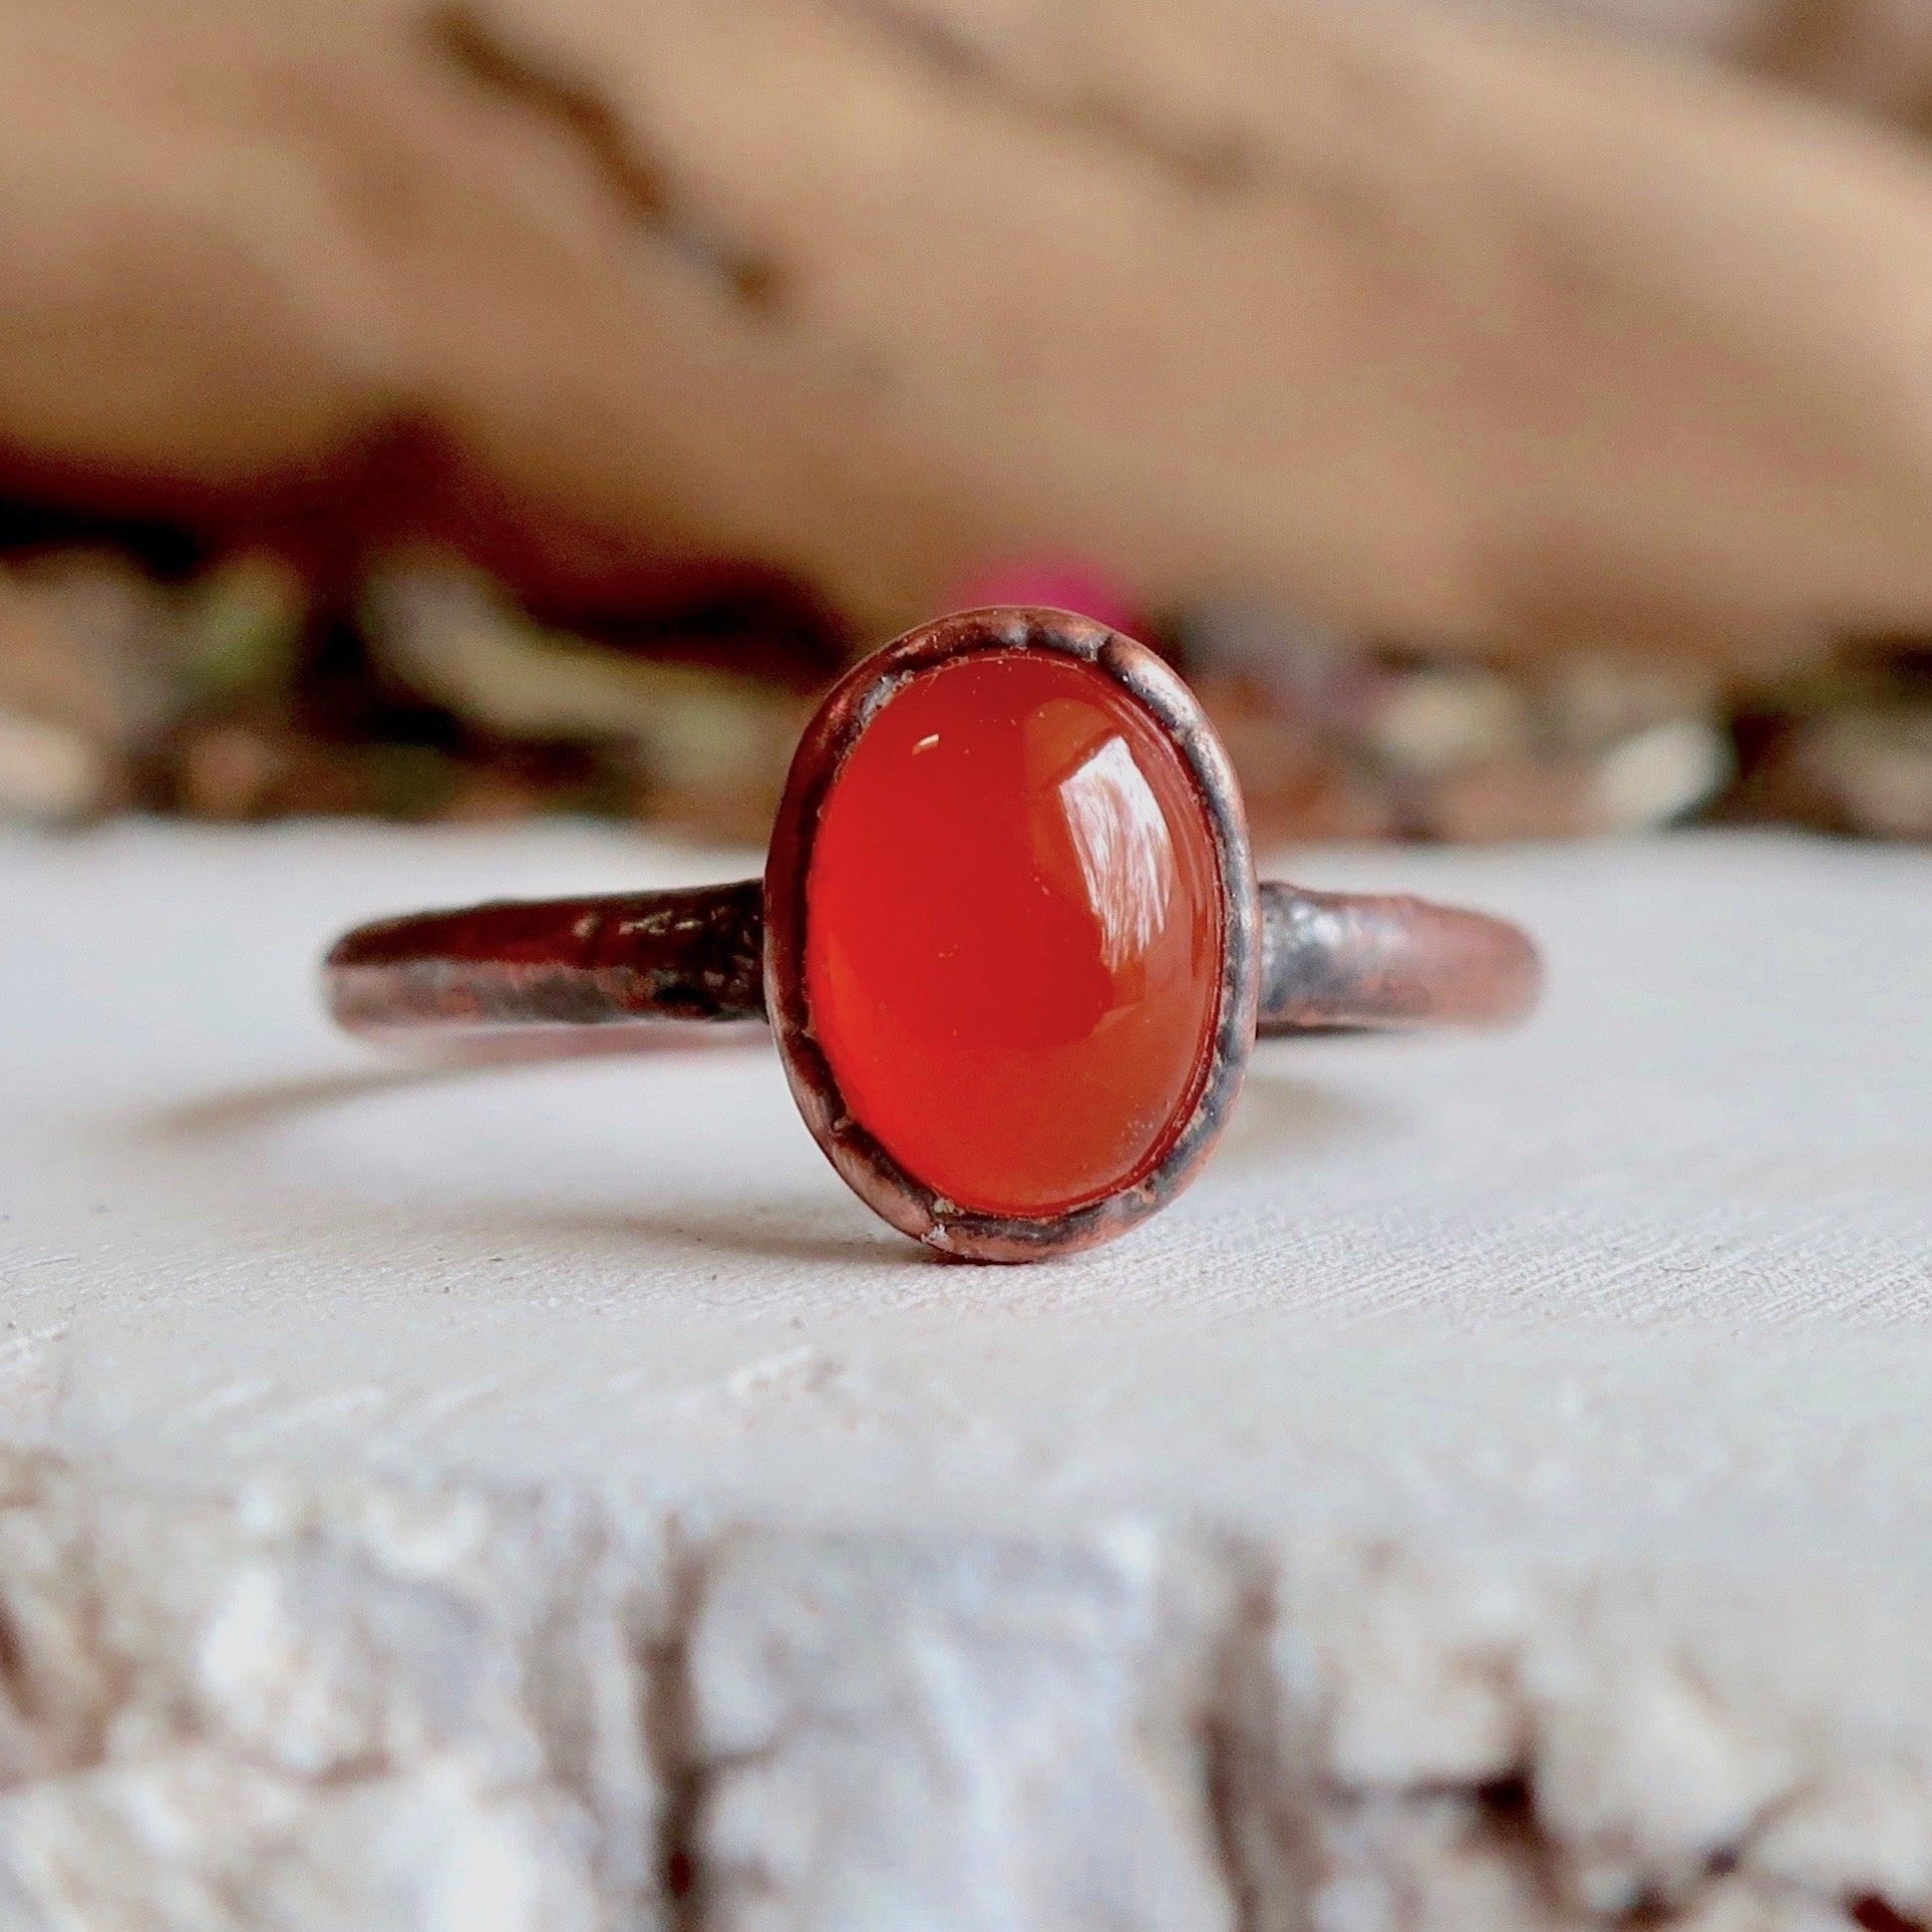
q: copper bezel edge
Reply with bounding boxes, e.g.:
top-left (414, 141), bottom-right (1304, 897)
top-left (762, 606), bottom-right (1262, 1263)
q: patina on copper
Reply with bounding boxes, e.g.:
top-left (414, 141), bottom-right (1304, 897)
top-left (327, 879), bottom-right (765, 1041)
top-left (1256, 882), bottom-right (1539, 1036)
top-left (324, 607), bottom-right (1543, 1260)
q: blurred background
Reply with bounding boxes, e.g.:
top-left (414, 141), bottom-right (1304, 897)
top-left (3, 0), bottom-right (1932, 849)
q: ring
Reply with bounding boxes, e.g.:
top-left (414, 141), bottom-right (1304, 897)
top-left (325, 608), bottom-right (1541, 1261)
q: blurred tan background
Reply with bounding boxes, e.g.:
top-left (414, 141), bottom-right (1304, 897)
top-left (3, 0), bottom-right (1931, 843)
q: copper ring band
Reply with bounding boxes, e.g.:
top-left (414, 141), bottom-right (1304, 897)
top-left (325, 876), bottom-right (1537, 1044)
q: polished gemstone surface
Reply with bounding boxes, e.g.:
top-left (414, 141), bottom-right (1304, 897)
top-left (805, 649), bottom-right (1225, 1217)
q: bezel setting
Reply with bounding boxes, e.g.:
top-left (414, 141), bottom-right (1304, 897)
top-left (763, 606), bottom-right (1262, 1262)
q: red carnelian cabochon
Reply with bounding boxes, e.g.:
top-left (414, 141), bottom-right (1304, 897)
top-left (805, 648), bottom-right (1226, 1217)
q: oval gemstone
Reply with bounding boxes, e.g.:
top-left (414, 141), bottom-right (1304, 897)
top-left (805, 648), bottom-right (1225, 1217)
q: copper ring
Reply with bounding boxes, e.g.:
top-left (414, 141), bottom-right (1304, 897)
top-left (325, 608), bottom-right (1541, 1260)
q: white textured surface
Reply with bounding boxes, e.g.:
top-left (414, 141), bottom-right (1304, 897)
top-left (4, 822), bottom-right (1932, 1926)
top-left (5, 824), bottom-right (1931, 1563)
